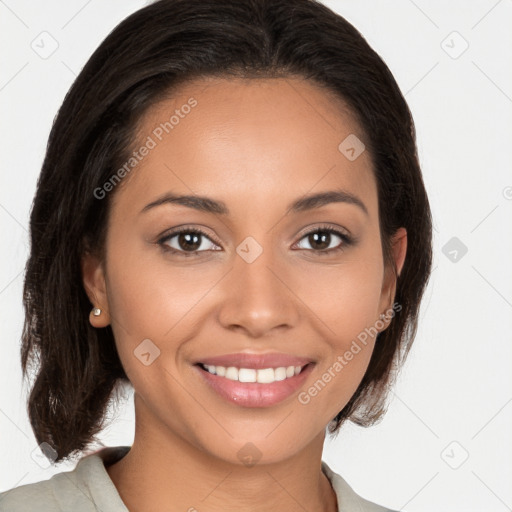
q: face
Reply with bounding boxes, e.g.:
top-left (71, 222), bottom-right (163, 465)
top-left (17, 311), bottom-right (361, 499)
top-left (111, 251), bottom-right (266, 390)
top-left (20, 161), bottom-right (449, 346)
top-left (83, 77), bottom-right (406, 465)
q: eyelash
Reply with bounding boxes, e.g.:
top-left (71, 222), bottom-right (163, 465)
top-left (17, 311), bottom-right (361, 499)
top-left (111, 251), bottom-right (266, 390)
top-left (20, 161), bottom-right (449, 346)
top-left (156, 224), bottom-right (354, 258)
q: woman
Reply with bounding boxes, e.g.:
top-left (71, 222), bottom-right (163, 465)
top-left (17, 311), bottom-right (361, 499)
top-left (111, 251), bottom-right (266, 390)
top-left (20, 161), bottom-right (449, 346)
top-left (0, 0), bottom-right (432, 510)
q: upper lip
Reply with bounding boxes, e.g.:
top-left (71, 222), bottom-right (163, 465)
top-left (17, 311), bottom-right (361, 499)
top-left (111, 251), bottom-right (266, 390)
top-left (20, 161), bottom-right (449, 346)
top-left (196, 352), bottom-right (313, 369)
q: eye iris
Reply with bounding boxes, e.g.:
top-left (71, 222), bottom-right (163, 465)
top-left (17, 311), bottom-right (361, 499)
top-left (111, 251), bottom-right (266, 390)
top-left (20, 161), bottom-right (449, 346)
top-left (309, 230), bottom-right (331, 250)
top-left (179, 232), bottom-right (201, 251)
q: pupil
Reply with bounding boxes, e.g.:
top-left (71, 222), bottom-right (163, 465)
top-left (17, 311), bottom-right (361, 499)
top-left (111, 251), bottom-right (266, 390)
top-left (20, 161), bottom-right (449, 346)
top-left (179, 232), bottom-right (201, 251)
top-left (310, 231), bottom-right (330, 250)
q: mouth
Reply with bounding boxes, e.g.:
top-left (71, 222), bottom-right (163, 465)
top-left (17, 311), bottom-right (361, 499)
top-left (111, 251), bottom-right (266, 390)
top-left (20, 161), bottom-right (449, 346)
top-left (197, 362), bottom-right (310, 383)
top-left (194, 362), bottom-right (315, 408)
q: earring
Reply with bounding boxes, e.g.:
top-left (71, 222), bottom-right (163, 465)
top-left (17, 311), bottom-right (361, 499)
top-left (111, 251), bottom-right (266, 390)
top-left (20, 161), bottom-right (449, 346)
top-left (92, 307), bottom-right (102, 316)
top-left (379, 313), bottom-right (386, 320)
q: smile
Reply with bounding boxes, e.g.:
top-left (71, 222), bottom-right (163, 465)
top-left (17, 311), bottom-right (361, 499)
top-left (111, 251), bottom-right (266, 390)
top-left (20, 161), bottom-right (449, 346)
top-left (195, 362), bottom-right (314, 407)
top-left (200, 363), bottom-right (305, 383)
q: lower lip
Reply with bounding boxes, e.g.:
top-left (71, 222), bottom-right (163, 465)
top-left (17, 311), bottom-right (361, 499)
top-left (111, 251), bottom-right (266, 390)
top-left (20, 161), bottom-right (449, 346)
top-left (195, 363), bottom-right (315, 408)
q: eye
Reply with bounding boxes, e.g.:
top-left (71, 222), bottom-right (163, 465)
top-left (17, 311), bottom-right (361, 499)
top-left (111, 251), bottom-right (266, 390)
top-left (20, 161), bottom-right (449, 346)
top-left (157, 227), bottom-right (220, 257)
top-left (157, 224), bottom-right (354, 258)
top-left (293, 226), bottom-right (353, 255)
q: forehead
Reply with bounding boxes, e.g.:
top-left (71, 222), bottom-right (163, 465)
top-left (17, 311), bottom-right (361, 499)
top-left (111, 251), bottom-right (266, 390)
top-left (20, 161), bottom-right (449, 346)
top-left (112, 76), bottom-right (378, 221)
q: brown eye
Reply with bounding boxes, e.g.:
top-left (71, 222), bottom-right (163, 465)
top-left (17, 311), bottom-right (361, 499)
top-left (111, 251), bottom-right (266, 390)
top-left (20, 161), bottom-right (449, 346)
top-left (158, 228), bottom-right (220, 257)
top-left (175, 232), bottom-right (202, 252)
top-left (294, 227), bottom-right (353, 255)
top-left (306, 230), bottom-right (332, 250)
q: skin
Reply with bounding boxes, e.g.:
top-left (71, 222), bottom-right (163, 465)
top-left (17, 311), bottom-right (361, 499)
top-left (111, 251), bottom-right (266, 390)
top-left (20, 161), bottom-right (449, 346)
top-left (82, 76), bottom-right (407, 512)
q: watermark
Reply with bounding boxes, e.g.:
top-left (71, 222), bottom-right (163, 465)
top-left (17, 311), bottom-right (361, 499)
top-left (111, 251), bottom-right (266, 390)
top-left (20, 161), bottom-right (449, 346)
top-left (440, 440), bottom-right (469, 469)
top-left (30, 441), bottom-right (58, 469)
top-left (442, 236), bottom-right (468, 263)
top-left (503, 186), bottom-right (512, 200)
top-left (93, 97), bottom-right (198, 200)
top-left (134, 338), bottom-right (161, 366)
top-left (338, 133), bottom-right (365, 161)
top-left (236, 236), bottom-right (263, 263)
top-left (31, 31), bottom-right (59, 60)
top-left (237, 442), bottom-right (262, 467)
top-left (440, 31), bottom-right (469, 60)
top-left (298, 301), bottom-right (401, 405)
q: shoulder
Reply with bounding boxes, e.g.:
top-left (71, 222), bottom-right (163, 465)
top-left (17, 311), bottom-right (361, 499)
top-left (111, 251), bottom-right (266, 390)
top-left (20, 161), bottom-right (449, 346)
top-left (0, 468), bottom-right (84, 511)
top-left (321, 460), bottom-right (400, 512)
top-left (0, 446), bottom-right (130, 512)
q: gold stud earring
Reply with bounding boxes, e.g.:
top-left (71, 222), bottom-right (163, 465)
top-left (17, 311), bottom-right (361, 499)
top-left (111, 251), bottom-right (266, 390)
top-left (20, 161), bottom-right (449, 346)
top-left (92, 307), bottom-right (102, 316)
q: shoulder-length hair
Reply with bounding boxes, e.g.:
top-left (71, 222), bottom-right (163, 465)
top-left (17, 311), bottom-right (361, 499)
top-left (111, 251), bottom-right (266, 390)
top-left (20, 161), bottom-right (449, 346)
top-left (21, 0), bottom-right (432, 463)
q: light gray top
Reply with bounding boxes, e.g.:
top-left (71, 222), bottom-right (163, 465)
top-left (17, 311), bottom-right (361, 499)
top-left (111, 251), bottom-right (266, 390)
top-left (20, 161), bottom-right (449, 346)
top-left (0, 446), bottom-right (398, 511)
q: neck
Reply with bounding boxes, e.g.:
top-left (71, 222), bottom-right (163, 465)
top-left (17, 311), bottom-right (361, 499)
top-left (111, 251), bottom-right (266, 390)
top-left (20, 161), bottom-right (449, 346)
top-left (106, 395), bottom-right (338, 512)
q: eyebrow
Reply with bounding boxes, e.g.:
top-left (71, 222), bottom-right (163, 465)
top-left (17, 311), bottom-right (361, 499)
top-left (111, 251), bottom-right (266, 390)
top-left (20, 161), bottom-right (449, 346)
top-left (140, 188), bottom-right (368, 216)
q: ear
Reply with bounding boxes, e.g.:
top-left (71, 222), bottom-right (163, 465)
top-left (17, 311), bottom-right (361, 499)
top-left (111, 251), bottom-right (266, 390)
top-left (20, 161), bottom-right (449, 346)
top-left (81, 251), bottom-right (111, 328)
top-left (378, 227), bottom-right (407, 325)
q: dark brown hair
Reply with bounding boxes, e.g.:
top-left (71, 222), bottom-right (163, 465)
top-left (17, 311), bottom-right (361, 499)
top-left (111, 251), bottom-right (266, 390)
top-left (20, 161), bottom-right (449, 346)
top-left (21, 0), bottom-right (432, 463)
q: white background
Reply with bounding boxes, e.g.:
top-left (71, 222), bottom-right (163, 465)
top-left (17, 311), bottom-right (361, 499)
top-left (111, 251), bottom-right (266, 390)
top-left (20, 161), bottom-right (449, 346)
top-left (1, 1), bottom-right (511, 511)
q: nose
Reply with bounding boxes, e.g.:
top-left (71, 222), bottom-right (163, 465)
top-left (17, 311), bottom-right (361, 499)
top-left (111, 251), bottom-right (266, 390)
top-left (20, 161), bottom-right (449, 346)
top-left (217, 241), bottom-right (300, 338)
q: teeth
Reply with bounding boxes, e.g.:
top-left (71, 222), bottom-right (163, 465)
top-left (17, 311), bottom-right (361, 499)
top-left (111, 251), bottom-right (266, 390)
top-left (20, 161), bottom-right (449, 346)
top-left (202, 364), bottom-right (304, 383)
top-left (274, 367), bottom-right (287, 381)
top-left (225, 366), bottom-right (238, 380)
top-left (255, 368), bottom-right (274, 383)
top-left (238, 368), bottom-right (256, 382)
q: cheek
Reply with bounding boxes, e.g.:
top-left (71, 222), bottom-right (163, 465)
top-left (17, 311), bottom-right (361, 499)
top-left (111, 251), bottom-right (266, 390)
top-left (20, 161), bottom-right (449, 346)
top-left (102, 236), bottom-right (235, 404)
top-left (295, 251), bottom-right (384, 343)
top-left (104, 231), bottom-right (215, 339)
top-left (293, 252), bottom-right (384, 412)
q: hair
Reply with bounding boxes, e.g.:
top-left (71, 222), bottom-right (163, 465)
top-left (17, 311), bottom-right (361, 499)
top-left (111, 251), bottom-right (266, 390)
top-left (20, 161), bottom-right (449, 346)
top-left (21, 0), bottom-right (432, 463)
